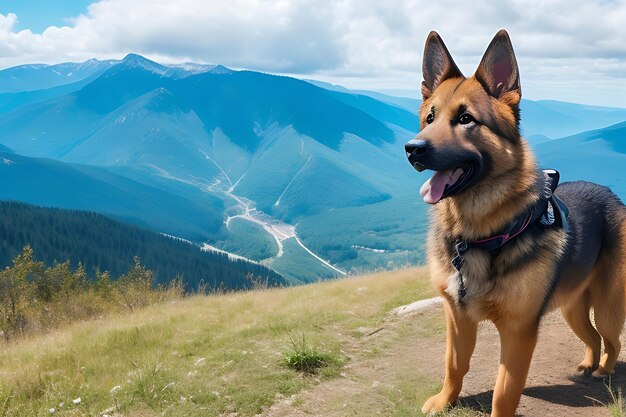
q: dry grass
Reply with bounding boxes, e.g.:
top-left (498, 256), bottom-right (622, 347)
top-left (0, 267), bottom-right (434, 416)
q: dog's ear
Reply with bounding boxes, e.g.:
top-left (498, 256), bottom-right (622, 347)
top-left (421, 31), bottom-right (463, 100)
top-left (475, 30), bottom-right (520, 105)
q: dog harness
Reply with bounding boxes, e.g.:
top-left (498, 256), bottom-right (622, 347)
top-left (452, 169), bottom-right (570, 300)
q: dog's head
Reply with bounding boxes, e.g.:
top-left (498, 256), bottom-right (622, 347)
top-left (406, 30), bottom-right (523, 205)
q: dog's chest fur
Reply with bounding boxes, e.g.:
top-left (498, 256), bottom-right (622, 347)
top-left (429, 226), bottom-right (567, 322)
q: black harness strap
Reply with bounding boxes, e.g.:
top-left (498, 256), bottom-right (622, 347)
top-left (452, 169), bottom-right (570, 301)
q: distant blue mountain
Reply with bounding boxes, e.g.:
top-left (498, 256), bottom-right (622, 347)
top-left (0, 56), bottom-right (227, 117)
top-left (0, 76), bottom-right (103, 116)
top-left (305, 79), bottom-right (420, 115)
top-left (72, 59), bottom-right (396, 151)
top-left (1, 54), bottom-right (625, 280)
top-left (0, 55), bottom-right (416, 222)
top-left (0, 59), bottom-right (118, 93)
top-left (0, 147), bottom-right (225, 241)
top-left (0, 55), bottom-right (423, 279)
top-left (519, 100), bottom-right (626, 139)
top-left (536, 120), bottom-right (626, 198)
top-left (307, 80), bottom-right (626, 141)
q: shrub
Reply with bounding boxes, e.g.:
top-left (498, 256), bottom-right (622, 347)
top-left (284, 332), bottom-right (335, 374)
top-left (0, 247), bottom-right (183, 341)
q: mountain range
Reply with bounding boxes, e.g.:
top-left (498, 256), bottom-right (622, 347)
top-left (0, 54), bottom-right (624, 284)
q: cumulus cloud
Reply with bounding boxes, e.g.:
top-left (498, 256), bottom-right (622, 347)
top-left (1, 0), bottom-right (626, 105)
top-left (0, 0), bottom-right (344, 72)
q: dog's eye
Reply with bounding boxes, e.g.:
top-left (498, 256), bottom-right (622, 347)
top-left (426, 113), bottom-right (434, 124)
top-left (458, 113), bottom-right (475, 125)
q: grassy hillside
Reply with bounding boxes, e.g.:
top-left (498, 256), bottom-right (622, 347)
top-left (0, 268), bottom-right (434, 416)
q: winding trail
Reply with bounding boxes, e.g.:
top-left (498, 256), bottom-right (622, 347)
top-left (259, 297), bottom-right (626, 417)
top-left (200, 149), bottom-right (346, 274)
top-left (224, 191), bottom-right (294, 258)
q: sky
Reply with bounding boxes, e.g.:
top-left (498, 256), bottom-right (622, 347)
top-left (1, 0), bottom-right (626, 106)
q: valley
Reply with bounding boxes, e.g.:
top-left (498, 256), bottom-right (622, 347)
top-left (222, 175), bottom-right (347, 279)
top-left (168, 136), bottom-right (347, 281)
top-left (1, 54), bottom-right (626, 287)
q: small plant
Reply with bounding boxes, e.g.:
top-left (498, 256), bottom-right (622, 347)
top-left (608, 384), bottom-right (626, 417)
top-left (244, 273), bottom-right (272, 291)
top-left (284, 332), bottom-right (333, 374)
top-left (585, 378), bottom-right (626, 417)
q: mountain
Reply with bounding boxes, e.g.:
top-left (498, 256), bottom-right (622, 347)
top-left (535, 120), bottom-right (626, 198)
top-left (305, 79), bottom-right (421, 115)
top-left (0, 59), bottom-right (118, 93)
top-left (0, 56), bottom-right (230, 118)
top-left (0, 56), bottom-right (426, 281)
top-left (519, 100), bottom-right (626, 139)
top-left (0, 146), bottom-right (225, 241)
top-left (306, 80), bottom-right (626, 141)
top-left (3, 54), bottom-right (624, 282)
top-left (0, 56), bottom-right (228, 94)
top-left (0, 201), bottom-right (285, 290)
top-left (0, 78), bottom-right (103, 116)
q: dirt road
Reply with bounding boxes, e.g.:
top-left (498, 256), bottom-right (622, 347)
top-left (259, 299), bottom-right (626, 417)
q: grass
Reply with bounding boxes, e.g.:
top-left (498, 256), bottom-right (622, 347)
top-left (0, 267), bottom-right (435, 416)
top-left (581, 377), bottom-right (626, 417)
top-left (608, 387), bottom-right (626, 417)
top-left (594, 380), bottom-right (626, 417)
top-left (284, 331), bottom-right (344, 374)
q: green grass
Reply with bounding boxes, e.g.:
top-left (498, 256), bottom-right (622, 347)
top-left (283, 331), bottom-right (345, 374)
top-left (0, 267), bottom-right (435, 416)
top-left (603, 381), bottom-right (626, 417)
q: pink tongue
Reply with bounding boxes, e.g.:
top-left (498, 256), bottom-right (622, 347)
top-left (420, 168), bottom-right (465, 204)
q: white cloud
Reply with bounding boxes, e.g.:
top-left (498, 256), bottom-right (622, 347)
top-left (2, 0), bottom-right (626, 105)
top-left (0, 0), bottom-right (344, 71)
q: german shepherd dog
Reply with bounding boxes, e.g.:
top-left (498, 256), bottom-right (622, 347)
top-left (405, 30), bottom-right (626, 416)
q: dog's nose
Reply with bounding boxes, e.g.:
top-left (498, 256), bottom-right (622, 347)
top-left (405, 139), bottom-right (429, 172)
top-left (405, 140), bottom-right (429, 157)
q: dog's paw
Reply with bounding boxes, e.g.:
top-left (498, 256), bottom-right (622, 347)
top-left (592, 365), bottom-right (615, 378)
top-left (421, 393), bottom-right (451, 414)
top-left (592, 353), bottom-right (616, 377)
top-left (576, 360), bottom-right (598, 377)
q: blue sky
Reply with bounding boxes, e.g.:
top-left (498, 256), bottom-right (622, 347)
top-left (1, 1), bottom-right (626, 107)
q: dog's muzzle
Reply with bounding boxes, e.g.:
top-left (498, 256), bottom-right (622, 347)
top-left (405, 139), bottom-right (429, 172)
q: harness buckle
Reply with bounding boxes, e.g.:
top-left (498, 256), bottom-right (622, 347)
top-left (540, 200), bottom-right (556, 226)
top-left (451, 240), bottom-right (468, 271)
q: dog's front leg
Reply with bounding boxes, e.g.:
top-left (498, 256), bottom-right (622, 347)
top-left (421, 294), bottom-right (477, 413)
top-left (491, 320), bottom-right (538, 417)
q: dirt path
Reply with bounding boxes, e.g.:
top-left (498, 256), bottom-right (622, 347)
top-left (259, 299), bottom-right (626, 417)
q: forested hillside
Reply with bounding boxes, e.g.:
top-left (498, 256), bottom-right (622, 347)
top-left (0, 201), bottom-right (286, 290)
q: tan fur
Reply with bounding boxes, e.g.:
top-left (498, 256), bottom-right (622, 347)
top-left (416, 31), bottom-right (626, 417)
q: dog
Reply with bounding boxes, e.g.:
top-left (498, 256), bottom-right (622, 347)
top-left (405, 29), bottom-right (626, 417)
